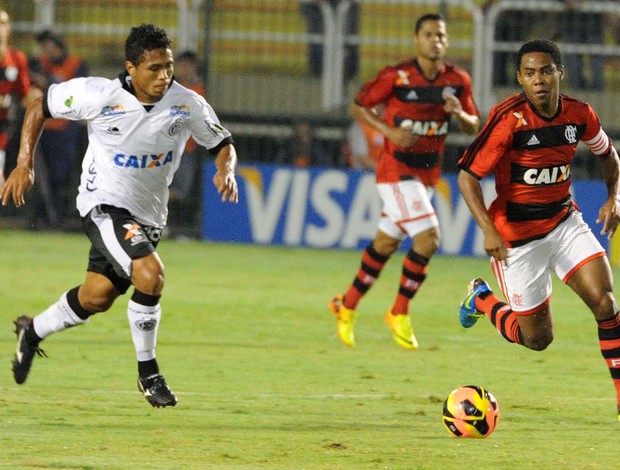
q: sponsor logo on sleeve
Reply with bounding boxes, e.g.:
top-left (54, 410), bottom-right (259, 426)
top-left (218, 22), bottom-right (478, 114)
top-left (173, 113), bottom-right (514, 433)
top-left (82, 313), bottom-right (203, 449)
top-left (204, 121), bottom-right (225, 137)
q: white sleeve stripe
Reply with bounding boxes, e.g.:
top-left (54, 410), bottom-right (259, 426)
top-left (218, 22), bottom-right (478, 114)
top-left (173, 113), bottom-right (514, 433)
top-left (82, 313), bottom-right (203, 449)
top-left (584, 129), bottom-right (611, 155)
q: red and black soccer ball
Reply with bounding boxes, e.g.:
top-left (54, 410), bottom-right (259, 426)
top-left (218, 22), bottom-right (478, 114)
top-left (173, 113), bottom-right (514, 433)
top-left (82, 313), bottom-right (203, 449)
top-left (442, 385), bottom-right (500, 438)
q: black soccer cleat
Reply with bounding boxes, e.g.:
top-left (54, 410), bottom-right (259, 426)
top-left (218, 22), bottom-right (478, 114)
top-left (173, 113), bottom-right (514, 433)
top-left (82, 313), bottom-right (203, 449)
top-left (138, 373), bottom-right (178, 408)
top-left (12, 315), bottom-right (47, 385)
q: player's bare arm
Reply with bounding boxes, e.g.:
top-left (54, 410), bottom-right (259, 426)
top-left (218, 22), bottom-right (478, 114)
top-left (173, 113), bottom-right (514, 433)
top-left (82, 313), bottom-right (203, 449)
top-left (21, 86), bottom-right (43, 108)
top-left (458, 170), bottom-right (508, 262)
top-left (213, 144), bottom-right (239, 203)
top-left (443, 94), bottom-right (480, 135)
top-left (351, 102), bottom-right (418, 149)
top-left (596, 147), bottom-right (620, 239)
top-left (1, 95), bottom-right (46, 207)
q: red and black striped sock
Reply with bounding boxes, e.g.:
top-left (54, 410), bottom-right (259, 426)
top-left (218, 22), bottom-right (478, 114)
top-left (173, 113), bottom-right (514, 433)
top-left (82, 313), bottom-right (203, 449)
top-left (391, 249), bottom-right (429, 315)
top-left (343, 244), bottom-right (389, 310)
top-left (597, 314), bottom-right (620, 410)
top-left (475, 291), bottom-right (523, 344)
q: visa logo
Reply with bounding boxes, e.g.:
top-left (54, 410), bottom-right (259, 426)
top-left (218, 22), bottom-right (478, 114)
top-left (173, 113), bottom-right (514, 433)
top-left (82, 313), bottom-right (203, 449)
top-left (237, 167), bottom-right (496, 253)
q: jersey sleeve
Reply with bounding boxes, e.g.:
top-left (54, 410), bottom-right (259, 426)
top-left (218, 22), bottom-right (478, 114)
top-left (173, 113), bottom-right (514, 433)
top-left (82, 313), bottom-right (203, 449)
top-left (355, 66), bottom-right (397, 108)
top-left (581, 104), bottom-right (612, 156)
top-left (457, 70), bottom-right (479, 117)
top-left (187, 95), bottom-right (233, 150)
top-left (45, 77), bottom-right (107, 121)
top-left (458, 108), bottom-right (512, 178)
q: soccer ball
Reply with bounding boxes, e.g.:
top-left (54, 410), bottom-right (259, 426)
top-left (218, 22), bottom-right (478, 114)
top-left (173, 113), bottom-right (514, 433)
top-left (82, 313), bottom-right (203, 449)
top-left (442, 385), bottom-right (500, 438)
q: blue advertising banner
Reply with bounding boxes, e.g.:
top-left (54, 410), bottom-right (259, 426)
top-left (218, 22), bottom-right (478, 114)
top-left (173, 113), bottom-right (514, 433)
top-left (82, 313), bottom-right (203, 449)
top-left (202, 163), bottom-right (610, 255)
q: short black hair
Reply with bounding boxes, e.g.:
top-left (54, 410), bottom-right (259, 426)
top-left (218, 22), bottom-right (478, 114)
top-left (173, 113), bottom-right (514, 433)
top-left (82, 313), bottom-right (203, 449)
top-left (35, 29), bottom-right (66, 51)
top-left (415, 13), bottom-right (444, 34)
top-left (517, 38), bottom-right (563, 69)
top-left (176, 50), bottom-right (198, 64)
top-left (124, 24), bottom-right (172, 65)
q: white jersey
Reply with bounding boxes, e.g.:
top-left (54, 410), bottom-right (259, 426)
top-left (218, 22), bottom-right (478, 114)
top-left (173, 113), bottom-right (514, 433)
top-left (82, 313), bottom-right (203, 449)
top-left (45, 75), bottom-right (232, 227)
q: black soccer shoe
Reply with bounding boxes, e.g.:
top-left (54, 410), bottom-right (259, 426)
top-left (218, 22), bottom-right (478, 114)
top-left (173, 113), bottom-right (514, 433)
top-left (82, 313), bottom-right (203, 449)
top-left (138, 373), bottom-right (178, 408)
top-left (12, 315), bottom-right (47, 385)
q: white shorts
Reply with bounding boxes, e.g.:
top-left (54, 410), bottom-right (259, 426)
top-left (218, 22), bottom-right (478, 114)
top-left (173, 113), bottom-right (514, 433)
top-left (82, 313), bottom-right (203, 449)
top-left (376, 179), bottom-right (439, 240)
top-left (491, 211), bottom-right (605, 314)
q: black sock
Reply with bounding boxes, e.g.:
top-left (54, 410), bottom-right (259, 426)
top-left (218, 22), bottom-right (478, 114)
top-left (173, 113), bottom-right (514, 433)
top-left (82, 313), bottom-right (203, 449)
top-left (67, 286), bottom-right (93, 320)
top-left (138, 358), bottom-right (160, 378)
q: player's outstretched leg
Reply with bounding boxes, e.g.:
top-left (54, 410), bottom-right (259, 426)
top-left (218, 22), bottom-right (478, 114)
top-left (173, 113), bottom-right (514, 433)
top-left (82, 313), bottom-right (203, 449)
top-left (384, 310), bottom-right (418, 350)
top-left (329, 294), bottom-right (357, 347)
top-left (458, 278), bottom-right (491, 328)
top-left (12, 315), bottom-right (47, 384)
top-left (138, 373), bottom-right (178, 407)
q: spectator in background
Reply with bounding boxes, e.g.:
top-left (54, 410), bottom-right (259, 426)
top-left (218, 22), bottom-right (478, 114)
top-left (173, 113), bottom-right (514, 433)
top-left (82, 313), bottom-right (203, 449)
top-left (344, 119), bottom-right (383, 170)
top-left (28, 30), bottom-right (89, 228)
top-left (168, 50), bottom-right (206, 238)
top-left (280, 120), bottom-right (333, 167)
top-left (559, 0), bottom-right (605, 90)
top-left (0, 9), bottom-right (41, 191)
top-left (299, 0), bottom-right (360, 80)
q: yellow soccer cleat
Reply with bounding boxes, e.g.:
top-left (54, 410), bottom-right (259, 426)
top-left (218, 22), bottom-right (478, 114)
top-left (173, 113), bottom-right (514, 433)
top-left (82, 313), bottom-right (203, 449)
top-left (385, 310), bottom-right (418, 350)
top-left (329, 295), bottom-right (357, 347)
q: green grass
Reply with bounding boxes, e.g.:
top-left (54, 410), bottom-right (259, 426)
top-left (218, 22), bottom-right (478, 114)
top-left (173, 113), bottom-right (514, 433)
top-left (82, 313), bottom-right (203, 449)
top-left (0, 229), bottom-right (619, 469)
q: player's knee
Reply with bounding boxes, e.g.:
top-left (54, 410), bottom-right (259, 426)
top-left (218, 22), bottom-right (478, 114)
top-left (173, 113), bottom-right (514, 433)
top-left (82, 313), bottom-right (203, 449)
top-left (524, 332), bottom-right (554, 351)
top-left (372, 238), bottom-right (400, 257)
top-left (131, 255), bottom-right (165, 295)
top-left (414, 229), bottom-right (440, 257)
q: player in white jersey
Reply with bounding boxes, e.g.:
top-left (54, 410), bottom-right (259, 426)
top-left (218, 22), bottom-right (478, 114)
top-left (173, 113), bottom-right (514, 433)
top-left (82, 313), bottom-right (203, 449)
top-left (1, 24), bottom-right (238, 407)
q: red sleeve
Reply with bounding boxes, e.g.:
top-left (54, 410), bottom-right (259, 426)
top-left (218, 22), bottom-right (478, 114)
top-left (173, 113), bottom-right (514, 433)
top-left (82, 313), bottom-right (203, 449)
top-left (581, 104), bottom-right (602, 142)
top-left (581, 104), bottom-right (612, 156)
top-left (459, 107), bottom-right (512, 178)
top-left (457, 70), bottom-right (479, 117)
top-left (354, 65), bottom-right (397, 108)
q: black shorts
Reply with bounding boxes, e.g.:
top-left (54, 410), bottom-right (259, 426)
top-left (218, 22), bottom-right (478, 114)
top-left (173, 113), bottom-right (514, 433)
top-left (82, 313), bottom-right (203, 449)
top-left (82, 205), bottom-right (162, 294)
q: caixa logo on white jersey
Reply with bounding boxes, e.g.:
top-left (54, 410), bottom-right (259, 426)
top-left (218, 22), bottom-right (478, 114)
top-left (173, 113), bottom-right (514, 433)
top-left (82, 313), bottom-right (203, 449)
top-left (114, 151), bottom-right (174, 169)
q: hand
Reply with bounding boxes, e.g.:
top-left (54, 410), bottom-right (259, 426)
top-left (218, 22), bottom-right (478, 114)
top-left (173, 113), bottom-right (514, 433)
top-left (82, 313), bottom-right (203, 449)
top-left (387, 126), bottom-right (419, 149)
top-left (443, 94), bottom-right (463, 115)
top-left (597, 197), bottom-right (620, 239)
top-left (1, 165), bottom-right (34, 207)
top-left (213, 169), bottom-right (238, 203)
top-left (483, 226), bottom-right (509, 264)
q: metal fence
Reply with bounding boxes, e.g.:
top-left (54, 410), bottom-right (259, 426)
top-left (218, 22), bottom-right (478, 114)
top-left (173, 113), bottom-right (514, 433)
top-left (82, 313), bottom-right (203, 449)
top-left (2, 0), bottom-right (619, 173)
top-left (482, 0), bottom-right (620, 124)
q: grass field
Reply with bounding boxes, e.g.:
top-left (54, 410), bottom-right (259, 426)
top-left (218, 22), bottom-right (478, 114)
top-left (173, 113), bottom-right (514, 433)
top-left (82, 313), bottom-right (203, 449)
top-left (1, 229), bottom-right (619, 469)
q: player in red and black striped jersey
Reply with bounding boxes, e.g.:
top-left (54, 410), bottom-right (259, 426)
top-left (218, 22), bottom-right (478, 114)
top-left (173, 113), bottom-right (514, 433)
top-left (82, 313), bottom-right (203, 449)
top-left (457, 38), bottom-right (620, 419)
top-left (329, 13), bottom-right (480, 350)
top-left (0, 9), bottom-right (41, 189)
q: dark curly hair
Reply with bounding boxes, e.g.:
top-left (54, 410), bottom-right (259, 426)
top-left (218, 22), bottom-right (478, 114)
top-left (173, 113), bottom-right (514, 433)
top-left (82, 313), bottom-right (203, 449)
top-left (517, 38), bottom-right (563, 70)
top-left (125, 24), bottom-right (172, 65)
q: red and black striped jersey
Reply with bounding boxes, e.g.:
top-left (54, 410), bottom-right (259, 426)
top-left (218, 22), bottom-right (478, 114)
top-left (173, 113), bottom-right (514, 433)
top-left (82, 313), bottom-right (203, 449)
top-left (459, 93), bottom-right (612, 247)
top-left (355, 59), bottom-right (479, 186)
top-left (0, 48), bottom-right (31, 132)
